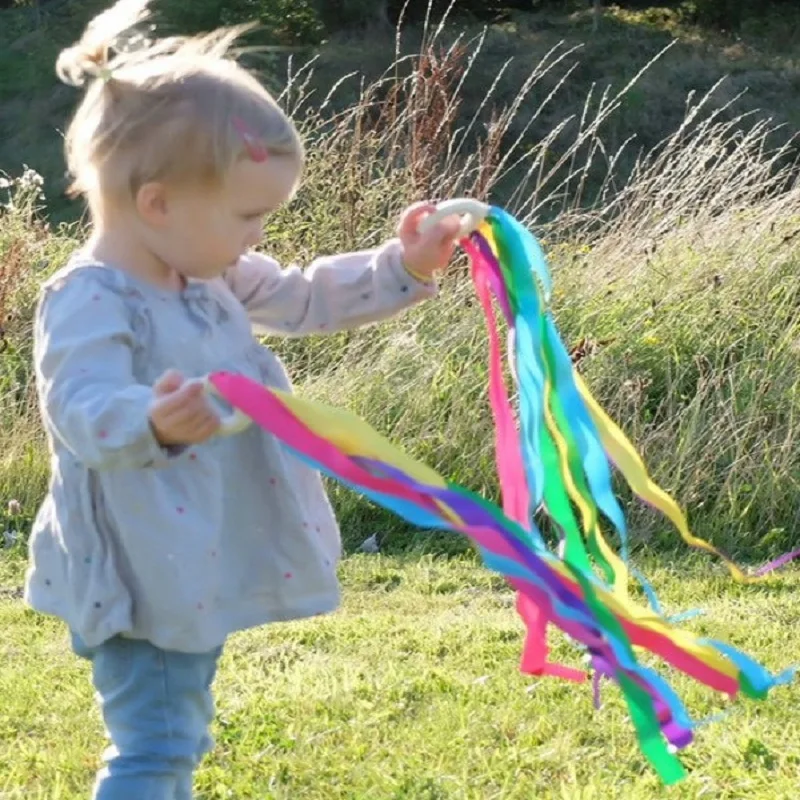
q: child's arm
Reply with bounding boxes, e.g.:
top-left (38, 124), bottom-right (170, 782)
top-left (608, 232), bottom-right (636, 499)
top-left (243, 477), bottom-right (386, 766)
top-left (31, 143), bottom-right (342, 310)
top-left (223, 239), bottom-right (436, 337)
top-left (35, 269), bottom-right (182, 471)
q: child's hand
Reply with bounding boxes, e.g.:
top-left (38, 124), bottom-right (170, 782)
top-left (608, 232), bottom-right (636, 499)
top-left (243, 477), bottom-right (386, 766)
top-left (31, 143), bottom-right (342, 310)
top-left (149, 370), bottom-right (221, 446)
top-left (397, 202), bottom-right (462, 281)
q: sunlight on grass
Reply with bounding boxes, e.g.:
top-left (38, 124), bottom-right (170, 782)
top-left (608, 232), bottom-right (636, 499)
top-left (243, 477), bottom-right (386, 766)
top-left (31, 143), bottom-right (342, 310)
top-left (0, 555), bottom-right (797, 798)
top-left (2, 4), bottom-right (800, 798)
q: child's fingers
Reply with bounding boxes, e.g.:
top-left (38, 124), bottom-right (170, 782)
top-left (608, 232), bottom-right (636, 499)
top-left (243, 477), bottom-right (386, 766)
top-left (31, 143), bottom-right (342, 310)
top-left (192, 414), bottom-right (222, 441)
top-left (156, 395), bottom-right (215, 431)
top-left (179, 405), bottom-right (221, 434)
top-left (149, 382), bottom-right (220, 446)
top-left (153, 369), bottom-right (185, 397)
top-left (436, 215), bottom-right (462, 241)
top-left (419, 215), bottom-right (461, 246)
top-left (397, 202), bottom-right (437, 239)
top-left (171, 408), bottom-right (220, 443)
top-left (152, 409), bottom-right (219, 445)
top-left (153, 380), bottom-right (205, 416)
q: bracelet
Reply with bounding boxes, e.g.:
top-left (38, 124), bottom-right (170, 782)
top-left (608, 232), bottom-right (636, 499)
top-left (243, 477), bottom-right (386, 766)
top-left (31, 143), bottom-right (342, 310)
top-left (403, 262), bottom-right (435, 285)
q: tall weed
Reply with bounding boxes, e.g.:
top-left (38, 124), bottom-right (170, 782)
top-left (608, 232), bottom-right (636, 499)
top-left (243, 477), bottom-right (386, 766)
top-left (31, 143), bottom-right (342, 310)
top-left (1, 12), bottom-right (799, 561)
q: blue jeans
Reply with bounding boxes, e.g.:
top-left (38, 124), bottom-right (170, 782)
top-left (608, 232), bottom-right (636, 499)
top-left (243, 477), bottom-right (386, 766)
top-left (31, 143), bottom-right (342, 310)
top-left (72, 633), bottom-right (223, 800)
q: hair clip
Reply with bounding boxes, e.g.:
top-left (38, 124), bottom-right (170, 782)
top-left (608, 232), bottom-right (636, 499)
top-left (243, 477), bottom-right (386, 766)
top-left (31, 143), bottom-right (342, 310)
top-left (233, 117), bottom-right (269, 163)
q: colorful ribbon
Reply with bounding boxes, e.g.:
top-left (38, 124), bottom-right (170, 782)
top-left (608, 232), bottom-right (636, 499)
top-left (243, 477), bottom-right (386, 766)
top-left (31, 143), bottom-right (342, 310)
top-left (209, 206), bottom-right (797, 784)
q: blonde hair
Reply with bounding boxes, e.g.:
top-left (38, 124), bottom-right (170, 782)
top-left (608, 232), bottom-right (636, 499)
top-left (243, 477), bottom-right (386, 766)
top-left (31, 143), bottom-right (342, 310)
top-left (57, 0), bottom-right (304, 204)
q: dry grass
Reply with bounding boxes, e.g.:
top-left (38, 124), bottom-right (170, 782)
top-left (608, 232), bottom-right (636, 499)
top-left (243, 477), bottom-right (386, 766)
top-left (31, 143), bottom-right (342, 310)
top-left (1, 7), bottom-right (799, 796)
top-left (1, 4), bottom-right (799, 556)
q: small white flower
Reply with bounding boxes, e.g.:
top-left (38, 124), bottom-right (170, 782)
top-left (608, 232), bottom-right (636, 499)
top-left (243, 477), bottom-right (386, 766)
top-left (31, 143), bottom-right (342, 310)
top-left (20, 166), bottom-right (44, 187)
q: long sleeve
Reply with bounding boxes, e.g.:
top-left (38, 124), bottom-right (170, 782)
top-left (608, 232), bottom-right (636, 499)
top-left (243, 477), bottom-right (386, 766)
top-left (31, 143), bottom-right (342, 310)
top-left (223, 239), bottom-right (437, 336)
top-left (34, 269), bottom-right (178, 471)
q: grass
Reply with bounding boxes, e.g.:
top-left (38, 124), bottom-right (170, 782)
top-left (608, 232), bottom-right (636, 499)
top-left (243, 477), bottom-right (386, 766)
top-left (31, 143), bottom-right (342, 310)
top-left (2, 3), bottom-right (800, 797)
top-left (0, 552), bottom-right (798, 798)
top-left (3, 3), bottom-right (800, 221)
top-left (3, 11), bottom-right (800, 556)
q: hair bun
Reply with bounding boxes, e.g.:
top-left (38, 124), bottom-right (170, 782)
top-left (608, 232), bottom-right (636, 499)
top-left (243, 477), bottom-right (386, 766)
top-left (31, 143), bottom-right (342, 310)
top-left (56, 0), bottom-right (151, 86)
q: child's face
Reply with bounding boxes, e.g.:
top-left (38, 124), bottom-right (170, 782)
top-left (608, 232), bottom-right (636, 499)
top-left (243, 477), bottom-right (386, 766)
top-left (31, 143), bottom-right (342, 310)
top-left (155, 156), bottom-right (299, 280)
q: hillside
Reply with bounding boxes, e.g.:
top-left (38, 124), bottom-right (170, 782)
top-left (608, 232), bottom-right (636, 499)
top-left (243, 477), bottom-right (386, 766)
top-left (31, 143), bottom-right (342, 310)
top-left (2, 3), bottom-right (800, 559)
top-left (2, 2), bottom-right (800, 220)
top-left (2, 6), bottom-right (800, 796)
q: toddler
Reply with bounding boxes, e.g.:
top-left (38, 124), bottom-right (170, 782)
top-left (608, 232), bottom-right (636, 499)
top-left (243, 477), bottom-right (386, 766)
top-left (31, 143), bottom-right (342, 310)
top-left (23, 1), bottom-right (460, 797)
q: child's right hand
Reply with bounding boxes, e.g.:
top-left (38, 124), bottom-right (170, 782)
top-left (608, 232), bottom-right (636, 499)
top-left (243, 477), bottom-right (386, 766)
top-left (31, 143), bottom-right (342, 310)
top-left (148, 370), bottom-right (221, 446)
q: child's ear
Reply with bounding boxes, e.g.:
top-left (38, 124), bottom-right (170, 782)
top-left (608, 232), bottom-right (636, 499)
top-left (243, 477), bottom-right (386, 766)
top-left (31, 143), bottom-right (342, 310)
top-left (135, 181), bottom-right (169, 227)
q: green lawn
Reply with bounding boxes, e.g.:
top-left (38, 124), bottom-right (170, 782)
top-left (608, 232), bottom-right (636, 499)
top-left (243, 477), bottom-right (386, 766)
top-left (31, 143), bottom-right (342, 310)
top-left (1, 552), bottom-right (797, 799)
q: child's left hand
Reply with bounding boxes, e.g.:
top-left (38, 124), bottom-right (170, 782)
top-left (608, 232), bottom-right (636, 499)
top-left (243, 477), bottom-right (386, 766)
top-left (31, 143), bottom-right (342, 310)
top-left (397, 202), bottom-right (462, 281)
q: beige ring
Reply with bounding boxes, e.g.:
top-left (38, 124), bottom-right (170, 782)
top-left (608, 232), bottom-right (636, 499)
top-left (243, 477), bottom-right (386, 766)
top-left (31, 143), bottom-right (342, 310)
top-left (417, 198), bottom-right (491, 239)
